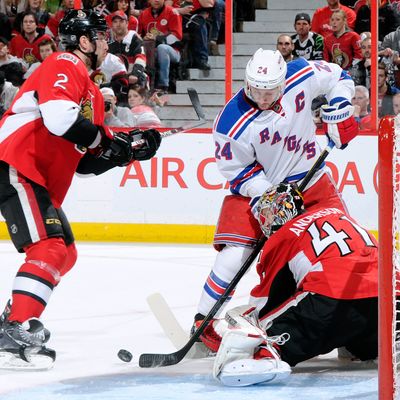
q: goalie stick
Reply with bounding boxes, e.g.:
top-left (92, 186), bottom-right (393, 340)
top-left (131, 88), bottom-right (206, 147)
top-left (138, 139), bottom-right (335, 368)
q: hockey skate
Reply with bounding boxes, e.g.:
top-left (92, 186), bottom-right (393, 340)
top-left (0, 315), bottom-right (55, 370)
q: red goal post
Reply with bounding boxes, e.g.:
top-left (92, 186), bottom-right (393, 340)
top-left (379, 115), bottom-right (400, 400)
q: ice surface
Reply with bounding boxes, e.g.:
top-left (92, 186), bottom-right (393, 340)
top-left (0, 242), bottom-right (378, 399)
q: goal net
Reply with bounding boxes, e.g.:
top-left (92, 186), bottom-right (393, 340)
top-left (379, 115), bottom-right (400, 400)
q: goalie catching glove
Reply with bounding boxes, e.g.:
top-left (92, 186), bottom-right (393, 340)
top-left (320, 97), bottom-right (358, 149)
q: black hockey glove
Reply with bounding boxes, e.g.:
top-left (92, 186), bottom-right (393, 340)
top-left (130, 129), bottom-right (162, 161)
top-left (97, 131), bottom-right (134, 167)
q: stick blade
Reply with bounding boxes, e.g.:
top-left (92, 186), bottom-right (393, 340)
top-left (139, 351), bottom-right (184, 368)
top-left (187, 88), bottom-right (206, 120)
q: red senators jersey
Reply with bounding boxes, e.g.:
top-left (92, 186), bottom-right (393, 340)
top-left (138, 5), bottom-right (182, 40)
top-left (9, 33), bottom-right (53, 65)
top-left (0, 52), bottom-right (106, 208)
top-left (250, 207), bottom-right (378, 303)
top-left (323, 31), bottom-right (362, 70)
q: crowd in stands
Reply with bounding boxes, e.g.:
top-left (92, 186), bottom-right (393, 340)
top-left (1, 0), bottom-right (400, 129)
top-left (0, 0), bottom-right (238, 124)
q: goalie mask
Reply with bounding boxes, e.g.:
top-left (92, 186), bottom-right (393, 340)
top-left (257, 183), bottom-right (304, 238)
top-left (245, 49), bottom-right (287, 109)
top-left (59, 9), bottom-right (107, 69)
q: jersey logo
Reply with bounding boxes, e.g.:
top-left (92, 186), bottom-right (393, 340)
top-left (80, 99), bottom-right (93, 122)
top-left (23, 48), bottom-right (37, 65)
top-left (57, 53), bottom-right (79, 65)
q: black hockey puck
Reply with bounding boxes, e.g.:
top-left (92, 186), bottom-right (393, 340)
top-left (118, 349), bottom-right (133, 363)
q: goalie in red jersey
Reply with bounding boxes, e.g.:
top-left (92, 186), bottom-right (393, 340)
top-left (196, 183), bottom-right (378, 387)
top-left (0, 9), bottom-right (161, 368)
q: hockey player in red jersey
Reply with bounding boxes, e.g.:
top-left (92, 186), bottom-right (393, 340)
top-left (197, 183), bottom-right (378, 386)
top-left (0, 9), bottom-right (161, 368)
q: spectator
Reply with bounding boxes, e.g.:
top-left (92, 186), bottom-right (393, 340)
top-left (108, 10), bottom-right (148, 89)
top-left (9, 11), bottom-right (52, 66)
top-left (138, 0), bottom-right (183, 92)
top-left (184, 0), bottom-right (215, 70)
top-left (378, 62), bottom-right (400, 117)
top-left (106, 0), bottom-right (138, 31)
top-left (311, 0), bottom-right (356, 38)
top-left (13, 0), bottom-right (51, 35)
top-left (46, 0), bottom-right (75, 39)
top-left (233, 0), bottom-right (255, 31)
top-left (349, 34), bottom-right (371, 88)
top-left (352, 85), bottom-right (371, 129)
top-left (354, 0), bottom-right (400, 41)
top-left (393, 92), bottom-right (400, 115)
top-left (23, 37), bottom-right (56, 79)
top-left (209, 0), bottom-right (225, 56)
top-left (0, 0), bottom-right (27, 18)
top-left (276, 34), bottom-right (295, 63)
top-left (323, 9), bottom-right (362, 70)
top-left (0, 13), bottom-right (13, 40)
top-left (291, 13), bottom-right (324, 61)
top-left (0, 70), bottom-right (19, 117)
top-left (100, 86), bottom-right (136, 127)
top-left (128, 84), bottom-right (162, 128)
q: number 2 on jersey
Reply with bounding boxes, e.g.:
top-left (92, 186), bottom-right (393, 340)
top-left (215, 141), bottom-right (233, 160)
top-left (54, 73), bottom-right (68, 90)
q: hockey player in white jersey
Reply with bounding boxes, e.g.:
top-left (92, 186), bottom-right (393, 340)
top-left (193, 48), bottom-right (358, 325)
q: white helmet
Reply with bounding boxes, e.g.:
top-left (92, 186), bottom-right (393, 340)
top-left (245, 48), bottom-right (287, 104)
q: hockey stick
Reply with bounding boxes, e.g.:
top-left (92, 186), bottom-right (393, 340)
top-left (138, 139), bottom-right (335, 368)
top-left (146, 293), bottom-right (210, 359)
top-left (131, 88), bottom-right (206, 147)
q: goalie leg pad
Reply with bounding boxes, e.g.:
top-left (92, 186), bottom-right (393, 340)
top-left (214, 330), bottom-right (291, 387)
top-left (218, 357), bottom-right (291, 387)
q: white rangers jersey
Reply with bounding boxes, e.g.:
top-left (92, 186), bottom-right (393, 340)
top-left (213, 58), bottom-right (355, 199)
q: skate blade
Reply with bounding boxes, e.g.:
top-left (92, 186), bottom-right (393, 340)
top-left (0, 350), bottom-right (55, 371)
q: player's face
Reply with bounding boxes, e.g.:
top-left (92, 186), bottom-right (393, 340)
top-left (128, 89), bottom-right (143, 107)
top-left (249, 86), bottom-right (281, 110)
top-left (94, 32), bottom-right (108, 67)
top-left (295, 20), bottom-right (310, 36)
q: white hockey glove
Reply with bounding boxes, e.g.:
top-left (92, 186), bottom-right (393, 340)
top-left (320, 98), bottom-right (359, 149)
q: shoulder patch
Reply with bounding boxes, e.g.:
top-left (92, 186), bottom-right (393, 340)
top-left (57, 53), bottom-right (79, 65)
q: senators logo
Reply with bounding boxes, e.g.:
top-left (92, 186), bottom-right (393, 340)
top-left (23, 48), bottom-right (37, 65)
top-left (80, 99), bottom-right (93, 122)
